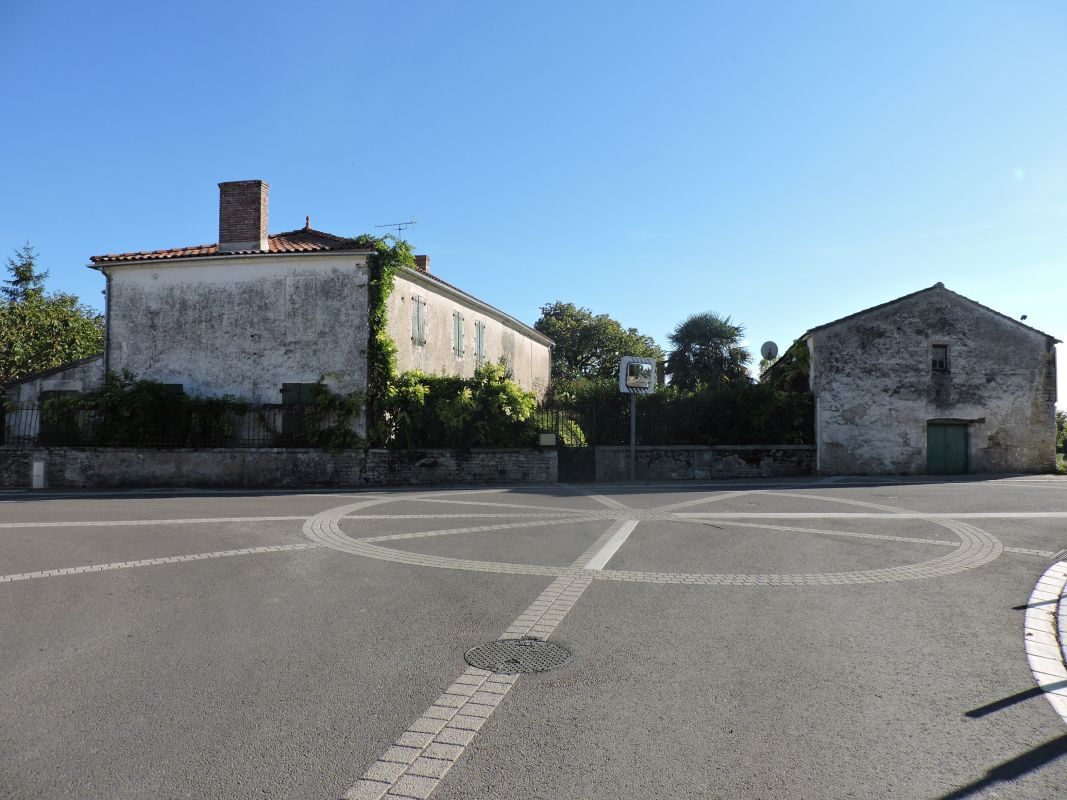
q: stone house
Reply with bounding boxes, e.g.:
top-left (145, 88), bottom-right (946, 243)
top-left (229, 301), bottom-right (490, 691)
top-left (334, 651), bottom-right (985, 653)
top-left (782, 282), bottom-right (1058, 475)
top-left (4, 180), bottom-right (551, 435)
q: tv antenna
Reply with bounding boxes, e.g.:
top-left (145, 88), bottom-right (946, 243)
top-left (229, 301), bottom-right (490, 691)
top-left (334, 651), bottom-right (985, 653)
top-left (375, 219), bottom-right (417, 238)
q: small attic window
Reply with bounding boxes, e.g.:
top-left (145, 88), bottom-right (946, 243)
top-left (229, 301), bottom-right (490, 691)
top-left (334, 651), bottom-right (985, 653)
top-left (931, 344), bottom-right (949, 372)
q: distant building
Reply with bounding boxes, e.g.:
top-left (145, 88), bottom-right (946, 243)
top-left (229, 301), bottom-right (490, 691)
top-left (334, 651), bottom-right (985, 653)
top-left (4, 180), bottom-right (551, 436)
top-left (775, 283), bottom-right (1059, 474)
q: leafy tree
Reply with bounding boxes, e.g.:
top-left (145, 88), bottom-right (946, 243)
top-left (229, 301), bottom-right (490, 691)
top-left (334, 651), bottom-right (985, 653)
top-left (665, 311), bottom-right (750, 392)
top-left (0, 244), bottom-right (104, 387)
top-left (1057, 410), bottom-right (1065, 452)
top-left (534, 301), bottom-right (663, 381)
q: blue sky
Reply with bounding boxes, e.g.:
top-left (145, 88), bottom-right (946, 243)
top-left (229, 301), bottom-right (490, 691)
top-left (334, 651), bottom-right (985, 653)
top-left (2, 1), bottom-right (1065, 404)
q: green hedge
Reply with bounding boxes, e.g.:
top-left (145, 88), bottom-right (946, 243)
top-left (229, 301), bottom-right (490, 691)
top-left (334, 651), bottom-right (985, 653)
top-left (385, 361), bottom-right (539, 449)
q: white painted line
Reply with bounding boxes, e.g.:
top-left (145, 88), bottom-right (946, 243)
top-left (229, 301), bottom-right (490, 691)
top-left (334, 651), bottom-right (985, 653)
top-left (343, 513), bottom-right (578, 520)
top-left (358, 514), bottom-right (593, 546)
top-left (0, 516), bottom-right (307, 529)
top-left (582, 520), bottom-right (640, 570)
top-left (407, 498), bottom-right (596, 514)
top-left (676, 511), bottom-right (1067, 520)
top-left (1024, 560), bottom-right (1067, 725)
top-left (0, 543), bottom-right (324, 583)
top-left (649, 490), bottom-right (749, 514)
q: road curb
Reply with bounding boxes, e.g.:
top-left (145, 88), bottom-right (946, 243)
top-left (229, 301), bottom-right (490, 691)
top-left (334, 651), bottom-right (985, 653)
top-left (1024, 560), bottom-right (1067, 725)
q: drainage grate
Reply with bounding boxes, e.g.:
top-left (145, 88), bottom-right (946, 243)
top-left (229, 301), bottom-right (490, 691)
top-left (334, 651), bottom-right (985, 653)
top-left (464, 637), bottom-right (572, 674)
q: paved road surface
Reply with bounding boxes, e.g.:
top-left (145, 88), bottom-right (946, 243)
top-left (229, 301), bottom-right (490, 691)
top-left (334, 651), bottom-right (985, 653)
top-left (2, 477), bottom-right (1066, 799)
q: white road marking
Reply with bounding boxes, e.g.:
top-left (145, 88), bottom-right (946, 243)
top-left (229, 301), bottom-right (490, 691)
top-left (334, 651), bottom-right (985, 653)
top-left (701, 520), bottom-right (1054, 558)
top-left (0, 543), bottom-right (323, 583)
top-left (0, 516), bottom-right (308, 529)
top-left (407, 497), bottom-right (598, 514)
top-left (1024, 560), bottom-right (1067, 725)
top-left (358, 517), bottom-right (594, 542)
top-left (676, 511), bottom-right (1067, 519)
top-left (582, 520), bottom-right (640, 570)
top-left (650, 490), bottom-right (749, 514)
top-left (343, 513), bottom-right (578, 520)
top-left (340, 519), bottom-right (631, 800)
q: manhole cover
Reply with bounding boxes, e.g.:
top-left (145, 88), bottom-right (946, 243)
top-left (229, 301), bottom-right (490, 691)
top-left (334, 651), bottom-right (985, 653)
top-left (464, 637), bottom-right (572, 674)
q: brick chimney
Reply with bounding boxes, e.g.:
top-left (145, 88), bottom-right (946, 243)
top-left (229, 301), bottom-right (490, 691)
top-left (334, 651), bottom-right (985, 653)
top-left (218, 180), bottom-right (269, 252)
top-left (414, 254), bottom-right (430, 272)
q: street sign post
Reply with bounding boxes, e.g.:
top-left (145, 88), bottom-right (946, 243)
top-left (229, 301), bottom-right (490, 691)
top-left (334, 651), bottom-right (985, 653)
top-left (619, 357), bottom-right (657, 481)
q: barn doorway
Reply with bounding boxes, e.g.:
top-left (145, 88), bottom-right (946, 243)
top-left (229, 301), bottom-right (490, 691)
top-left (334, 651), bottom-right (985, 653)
top-left (927, 423), bottom-right (969, 475)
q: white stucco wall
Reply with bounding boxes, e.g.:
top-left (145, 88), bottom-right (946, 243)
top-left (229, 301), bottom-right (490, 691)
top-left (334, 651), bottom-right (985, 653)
top-left (4, 355), bottom-right (105, 404)
top-left (102, 253), bottom-right (371, 404)
top-left (3, 355), bottom-right (106, 443)
top-left (810, 287), bottom-right (1057, 474)
top-left (387, 269), bottom-right (551, 397)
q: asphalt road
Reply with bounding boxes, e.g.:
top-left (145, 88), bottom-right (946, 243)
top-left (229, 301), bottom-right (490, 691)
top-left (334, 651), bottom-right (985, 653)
top-left (2, 477), bottom-right (1066, 799)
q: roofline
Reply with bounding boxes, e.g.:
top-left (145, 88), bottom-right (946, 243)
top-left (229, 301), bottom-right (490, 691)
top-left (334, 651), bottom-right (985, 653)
top-left (88, 248), bottom-right (377, 271)
top-left (399, 267), bottom-right (554, 347)
top-left (800, 283), bottom-right (1061, 344)
top-left (1, 353), bottom-right (104, 390)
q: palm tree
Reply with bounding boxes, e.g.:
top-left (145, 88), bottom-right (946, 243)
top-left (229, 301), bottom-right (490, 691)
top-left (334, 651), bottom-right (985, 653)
top-left (665, 312), bottom-right (750, 392)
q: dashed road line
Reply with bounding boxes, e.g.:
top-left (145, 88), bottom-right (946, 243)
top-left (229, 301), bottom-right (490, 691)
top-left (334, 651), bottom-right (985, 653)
top-left (341, 519), bottom-right (630, 800)
top-left (1024, 560), bottom-right (1067, 725)
top-left (0, 542), bottom-right (324, 583)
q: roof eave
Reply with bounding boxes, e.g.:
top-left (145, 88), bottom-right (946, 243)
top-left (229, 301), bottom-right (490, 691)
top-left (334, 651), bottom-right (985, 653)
top-left (87, 248), bottom-right (377, 271)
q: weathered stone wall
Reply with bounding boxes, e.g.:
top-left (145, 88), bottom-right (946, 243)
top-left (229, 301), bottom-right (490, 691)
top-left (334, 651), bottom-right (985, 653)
top-left (103, 254), bottom-right (371, 404)
top-left (810, 286), bottom-right (1058, 474)
top-left (595, 445), bottom-right (815, 481)
top-left (387, 269), bottom-right (552, 397)
top-left (0, 447), bottom-right (556, 489)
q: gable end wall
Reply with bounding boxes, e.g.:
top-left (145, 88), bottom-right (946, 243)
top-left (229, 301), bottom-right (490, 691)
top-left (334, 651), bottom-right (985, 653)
top-left (811, 289), bottom-right (1056, 474)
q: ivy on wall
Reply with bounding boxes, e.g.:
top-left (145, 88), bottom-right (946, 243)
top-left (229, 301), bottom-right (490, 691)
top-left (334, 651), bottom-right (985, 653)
top-left (359, 235), bottom-right (414, 446)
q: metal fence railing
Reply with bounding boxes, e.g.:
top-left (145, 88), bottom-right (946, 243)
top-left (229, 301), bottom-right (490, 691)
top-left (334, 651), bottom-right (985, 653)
top-left (0, 404), bottom-right (347, 448)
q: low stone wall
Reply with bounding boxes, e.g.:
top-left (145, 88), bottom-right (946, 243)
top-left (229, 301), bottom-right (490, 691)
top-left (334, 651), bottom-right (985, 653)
top-left (0, 447), bottom-right (557, 490)
top-left (595, 445), bottom-right (815, 481)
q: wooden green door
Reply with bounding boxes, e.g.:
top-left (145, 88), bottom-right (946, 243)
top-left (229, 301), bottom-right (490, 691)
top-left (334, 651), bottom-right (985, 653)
top-left (927, 423), bottom-right (968, 475)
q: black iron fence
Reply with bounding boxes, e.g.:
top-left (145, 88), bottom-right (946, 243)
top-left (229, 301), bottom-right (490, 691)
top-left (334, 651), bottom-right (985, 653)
top-left (0, 403), bottom-right (348, 448)
top-left (534, 387), bottom-right (814, 448)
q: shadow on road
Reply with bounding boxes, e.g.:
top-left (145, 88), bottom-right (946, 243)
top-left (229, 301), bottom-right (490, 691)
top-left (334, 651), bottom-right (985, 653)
top-left (936, 732), bottom-right (1067, 799)
top-left (964, 682), bottom-right (1067, 718)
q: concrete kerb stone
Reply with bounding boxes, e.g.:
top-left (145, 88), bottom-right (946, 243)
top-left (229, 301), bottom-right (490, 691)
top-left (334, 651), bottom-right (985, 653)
top-left (1025, 560), bottom-right (1067, 725)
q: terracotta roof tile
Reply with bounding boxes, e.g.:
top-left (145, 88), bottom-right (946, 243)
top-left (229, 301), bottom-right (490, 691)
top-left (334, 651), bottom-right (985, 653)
top-left (90, 227), bottom-right (376, 264)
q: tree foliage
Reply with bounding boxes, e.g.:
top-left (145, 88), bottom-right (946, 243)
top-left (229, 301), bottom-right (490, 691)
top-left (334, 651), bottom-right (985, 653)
top-left (534, 301), bottom-right (663, 381)
top-left (665, 311), bottom-right (750, 392)
top-left (385, 361), bottom-right (538, 449)
top-left (0, 244), bottom-right (104, 386)
top-left (3, 243), bottom-right (48, 302)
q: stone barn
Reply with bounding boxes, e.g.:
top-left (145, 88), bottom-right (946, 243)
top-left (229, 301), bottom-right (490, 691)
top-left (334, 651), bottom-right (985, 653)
top-left (789, 283), bottom-right (1058, 475)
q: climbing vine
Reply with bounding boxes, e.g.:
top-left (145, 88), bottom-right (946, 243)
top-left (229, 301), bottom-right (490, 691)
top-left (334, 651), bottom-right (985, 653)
top-left (360, 235), bottom-right (412, 446)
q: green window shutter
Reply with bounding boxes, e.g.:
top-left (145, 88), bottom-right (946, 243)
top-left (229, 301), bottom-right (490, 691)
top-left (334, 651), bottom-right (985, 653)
top-left (282, 383), bottom-right (318, 405)
top-left (453, 312), bottom-right (465, 357)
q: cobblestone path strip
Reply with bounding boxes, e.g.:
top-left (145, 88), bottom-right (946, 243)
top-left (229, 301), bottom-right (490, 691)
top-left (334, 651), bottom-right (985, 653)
top-left (340, 519), bottom-right (630, 800)
top-left (0, 543), bottom-right (324, 583)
